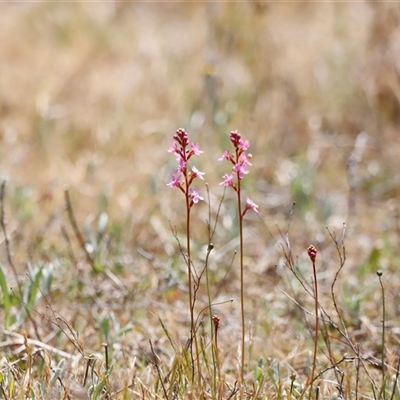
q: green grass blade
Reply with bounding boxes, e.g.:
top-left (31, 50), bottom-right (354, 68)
top-left (0, 263), bottom-right (11, 328)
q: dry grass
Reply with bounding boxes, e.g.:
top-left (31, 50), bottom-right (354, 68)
top-left (0, 2), bottom-right (399, 399)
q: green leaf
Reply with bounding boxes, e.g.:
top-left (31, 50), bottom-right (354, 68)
top-left (51, 359), bottom-right (65, 385)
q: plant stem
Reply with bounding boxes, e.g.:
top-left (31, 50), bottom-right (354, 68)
top-left (212, 315), bottom-right (221, 400)
top-left (309, 258), bottom-right (319, 400)
top-left (236, 178), bottom-right (245, 395)
top-left (205, 244), bottom-right (217, 398)
top-left (377, 271), bottom-right (386, 393)
top-left (185, 180), bottom-right (202, 390)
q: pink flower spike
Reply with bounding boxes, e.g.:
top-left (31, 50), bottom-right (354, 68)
top-left (219, 173), bottom-right (234, 186)
top-left (246, 197), bottom-right (259, 213)
top-left (189, 188), bottom-right (203, 203)
top-left (191, 165), bottom-right (205, 180)
top-left (191, 143), bottom-right (203, 155)
top-left (218, 150), bottom-right (231, 161)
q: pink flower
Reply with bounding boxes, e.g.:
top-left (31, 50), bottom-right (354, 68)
top-left (245, 197), bottom-right (258, 213)
top-left (239, 153), bottom-right (252, 166)
top-left (239, 139), bottom-right (250, 151)
top-left (167, 172), bottom-right (181, 188)
top-left (218, 150), bottom-right (231, 162)
top-left (234, 154), bottom-right (252, 179)
top-left (168, 142), bottom-right (182, 161)
top-left (235, 162), bottom-right (249, 179)
top-left (167, 142), bottom-right (178, 153)
top-left (191, 143), bottom-right (203, 155)
top-left (189, 188), bottom-right (203, 203)
top-left (219, 173), bottom-right (234, 187)
top-left (191, 165), bottom-right (205, 180)
top-left (178, 158), bottom-right (187, 172)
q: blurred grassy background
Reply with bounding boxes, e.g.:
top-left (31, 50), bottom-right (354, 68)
top-left (0, 2), bottom-right (400, 395)
top-left (1, 2), bottom-right (399, 260)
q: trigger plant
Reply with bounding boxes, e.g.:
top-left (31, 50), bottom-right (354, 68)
top-left (167, 128), bottom-right (205, 384)
top-left (219, 130), bottom-right (258, 391)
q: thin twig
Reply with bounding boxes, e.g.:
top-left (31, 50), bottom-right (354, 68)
top-left (226, 381), bottom-right (240, 400)
top-left (64, 187), bottom-right (95, 271)
top-left (327, 224), bottom-right (379, 397)
top-left (327, 225), bottom-right (348, 334)
top-left (319, 314), bottom-right (343, 388)
top-left (0, 383), bottom-right (9, 400)
top-left (1, 329), bottom-right (79, 360)
top-left (0, 181), bottom-right (21, 296)
top-left (312, 355), bottom-right (348, 381)
top-left (207, 184), bottom-right (226, 242)
top-left (61, 224), bottom-right (77, 265)
top-left (83, 356), bottom-right (96, 386)
top-left (389, 356), bottom-right (400, 400)
top-left (149, 339), bottom-right (169, 400)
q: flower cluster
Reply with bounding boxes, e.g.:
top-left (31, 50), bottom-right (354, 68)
top-left (218, 130), bottom-right (258, 215)
top-left (167, 128), bottom-right (205, 207)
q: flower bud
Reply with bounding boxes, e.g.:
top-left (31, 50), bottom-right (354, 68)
top-left (308, 245), bottom-right (317, 262)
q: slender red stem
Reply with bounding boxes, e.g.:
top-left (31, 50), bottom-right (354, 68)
top-left (236, 159), bottom-right (245, 396)
top-left (184, 167), bottom-right (202, 388)
top-left (309, 258), bottom-right (319, 400)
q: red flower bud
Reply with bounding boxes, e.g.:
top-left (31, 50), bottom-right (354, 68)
top-left (308, 245), bottom-right (317, 262)
top-left (212, 315), bottom-right (220, 330)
